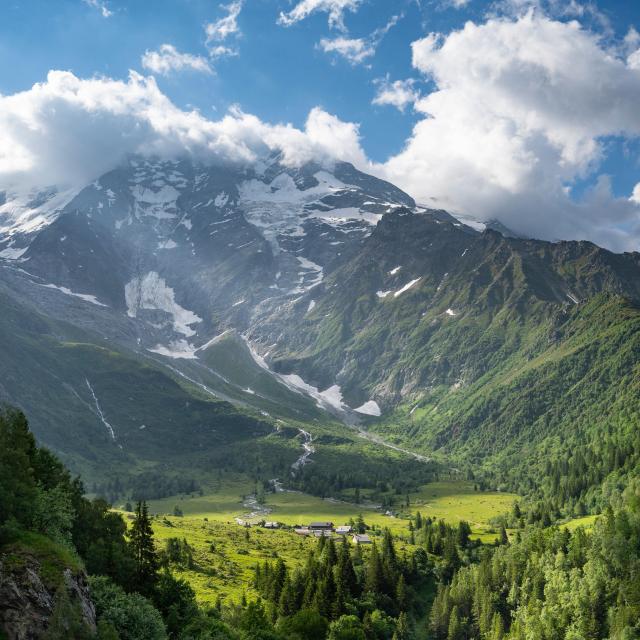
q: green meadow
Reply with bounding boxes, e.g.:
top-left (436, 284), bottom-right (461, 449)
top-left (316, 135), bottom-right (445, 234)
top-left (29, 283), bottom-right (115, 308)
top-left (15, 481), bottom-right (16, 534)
top-left (142, 478), bottom-right (517, 605)
top-left (562, 514), bottom-right (599, 531)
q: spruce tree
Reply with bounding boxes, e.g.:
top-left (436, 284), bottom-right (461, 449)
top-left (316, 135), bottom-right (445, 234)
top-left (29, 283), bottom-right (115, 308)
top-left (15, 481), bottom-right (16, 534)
top-left (447, 606), bottom-right (463, 640)
top-left (489, 613), bottom-right (504, 640)
top-left (337, 536), bottom-right (358, 597)
top-left (278, 575), bottom-right (296, 617)
top-left (396, 575), bottom-right (408, 611)
top-left (365, 543), bottom-right (384, 594)
top-left (129, 500), bottom-right (159, 596)
top-left (396, 611), bottom-right (410, 640)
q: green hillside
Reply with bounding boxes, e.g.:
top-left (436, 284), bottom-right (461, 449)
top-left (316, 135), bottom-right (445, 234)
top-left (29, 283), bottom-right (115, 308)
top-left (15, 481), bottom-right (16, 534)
top-left (253, 211), bottom-right (640, 512)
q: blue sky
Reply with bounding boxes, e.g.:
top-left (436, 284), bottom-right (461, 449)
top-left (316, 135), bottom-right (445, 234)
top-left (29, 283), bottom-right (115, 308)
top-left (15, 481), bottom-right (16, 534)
top-left (1, 0), bottom-right (431, 159)
top-left (0, 0), bottom-right (633, 164)
top-left (1, 0), bottom-right (640, 249)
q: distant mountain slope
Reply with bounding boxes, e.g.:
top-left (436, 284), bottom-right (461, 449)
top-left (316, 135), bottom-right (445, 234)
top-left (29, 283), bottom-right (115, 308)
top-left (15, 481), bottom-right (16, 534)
top-left (0, 156), bottom-right (416, 478)
top-left (0, 277), bottom-right (289, 480)
top-left (250, 208), bottom-right (640, 406)
top-left (245, 208), bottom-right (640, 504)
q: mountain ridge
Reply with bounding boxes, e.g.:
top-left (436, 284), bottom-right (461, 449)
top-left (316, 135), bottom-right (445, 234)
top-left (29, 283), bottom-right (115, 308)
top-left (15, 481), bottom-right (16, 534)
top-left (1, 155), bottom-right (639, 505)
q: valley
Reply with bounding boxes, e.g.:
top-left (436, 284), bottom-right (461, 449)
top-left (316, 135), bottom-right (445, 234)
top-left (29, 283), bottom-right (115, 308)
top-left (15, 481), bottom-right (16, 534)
top-left (1, 142), bottom-right (639, 640)
top-left (137, 478), bottom-right (518, 605)
top-left (3, 2), bottom-right (640, 638)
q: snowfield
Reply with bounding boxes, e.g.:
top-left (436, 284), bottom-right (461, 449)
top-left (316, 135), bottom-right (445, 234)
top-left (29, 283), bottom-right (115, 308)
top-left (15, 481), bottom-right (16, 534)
top-left (394, 278), bottom-right (421, 297)
top-left (125, 271), bottom-right (202, 337)
top-left (354, 401), bottom-right (382, 416)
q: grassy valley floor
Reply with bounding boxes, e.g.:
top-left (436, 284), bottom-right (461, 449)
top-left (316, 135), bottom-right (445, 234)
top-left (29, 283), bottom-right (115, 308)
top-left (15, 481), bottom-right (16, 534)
top-left (136, 479), bottom-right (517, 606)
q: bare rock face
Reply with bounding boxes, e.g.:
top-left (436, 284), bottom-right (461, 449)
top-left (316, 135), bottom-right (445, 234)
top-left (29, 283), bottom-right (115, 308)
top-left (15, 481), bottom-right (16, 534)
top-left (0, 552), bottom-right (96, 640)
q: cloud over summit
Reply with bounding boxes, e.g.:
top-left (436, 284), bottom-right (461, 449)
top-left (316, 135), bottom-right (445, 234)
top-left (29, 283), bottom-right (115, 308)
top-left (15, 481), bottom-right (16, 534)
top-left (0, 71), bottom-right (364, 189)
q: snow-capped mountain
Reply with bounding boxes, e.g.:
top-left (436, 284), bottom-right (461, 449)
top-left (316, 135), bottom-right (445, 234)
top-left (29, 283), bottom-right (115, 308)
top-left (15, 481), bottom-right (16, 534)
top-left (0, 155), bottom-right (414, 360)
top-left (0, 185), bottom-right (79, 259)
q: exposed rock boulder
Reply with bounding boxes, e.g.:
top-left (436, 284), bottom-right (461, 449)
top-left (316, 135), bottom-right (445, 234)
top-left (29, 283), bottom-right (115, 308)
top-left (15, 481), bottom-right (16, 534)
top-left (0, 548), bottom-right (96, 639)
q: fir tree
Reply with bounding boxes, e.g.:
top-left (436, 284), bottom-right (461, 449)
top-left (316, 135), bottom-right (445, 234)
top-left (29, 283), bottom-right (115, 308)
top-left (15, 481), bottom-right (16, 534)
top-left (129, 500), bottom-right (159, 596)
top-left (396, 611), bottom-right (410, 640)
top-left (396, 575), bottom-right (408, 612)
top-left (278, 575), bottom-right (296, 617)
top-left (365, 543), bottom-right (384, 594)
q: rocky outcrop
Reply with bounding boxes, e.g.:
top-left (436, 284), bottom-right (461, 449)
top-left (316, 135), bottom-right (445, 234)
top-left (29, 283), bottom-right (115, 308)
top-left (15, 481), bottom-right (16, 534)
top-left (0, 550), bottom-right (96, 640)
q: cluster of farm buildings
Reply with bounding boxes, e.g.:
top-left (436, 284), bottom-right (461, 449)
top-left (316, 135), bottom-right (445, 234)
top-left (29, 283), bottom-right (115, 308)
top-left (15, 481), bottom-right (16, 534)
top-left (234, 519), bottom-right (372, 544)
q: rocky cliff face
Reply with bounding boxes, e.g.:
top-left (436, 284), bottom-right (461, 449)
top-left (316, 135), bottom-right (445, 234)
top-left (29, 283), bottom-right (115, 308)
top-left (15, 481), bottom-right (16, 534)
top-left (0, 549), bottom-right (96, 639)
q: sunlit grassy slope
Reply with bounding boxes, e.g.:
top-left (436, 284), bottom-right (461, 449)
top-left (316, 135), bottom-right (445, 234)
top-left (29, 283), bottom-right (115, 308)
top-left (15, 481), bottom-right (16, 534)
top-left (562, 514), bottom-right (599, 531)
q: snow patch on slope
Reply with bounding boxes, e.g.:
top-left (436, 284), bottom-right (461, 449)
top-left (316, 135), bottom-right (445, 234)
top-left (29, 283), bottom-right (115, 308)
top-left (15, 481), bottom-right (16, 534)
top-left (242, 336), bottom-right (348, 414)
top-left (239, 170), bottom-right (380, 253)
top-left (0, 186), bottom-right (78, 243)
top-left (0, 245), bottom-right (28, 259)
top-left (354, 401), bottom-right (381, 417)
top-left (281, 375), bottom-right (346, 412)
top-left (130, 184), bottom-right (180, 220)
top-left (125, 271), bottom-right (202, 337)
top-left (394, 278), bottom-right (421, 297)
top-left (148, 339), bottom-right (199, 359)
top-left (38, 282), bottom-right (108, 307)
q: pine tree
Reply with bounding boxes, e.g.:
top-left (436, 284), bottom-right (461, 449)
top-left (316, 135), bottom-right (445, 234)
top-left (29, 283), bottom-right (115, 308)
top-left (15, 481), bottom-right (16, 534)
top-left (430, 585), bottom-right (451, 640)
top-left (382, 529), bottom-right (398, 568)
top-left (324, 537), bottom-right (338, 568)
top-left (332, 580), bottom-right (346, 620)
top-left (396, 574), bottom-right (408, 611)
top-left (365, 543), bottom-right (384, 594)
top-left (270, 558), bottom-right (287, 602)
top-left (337, 536), bottom-right (358, 597)
top-left (313, 575), bottom-right (334, 619)
top-left (447, 606), bottom-right (463, 640)
top-left (129, 500), bottom-right (159, 596)
top-left (457, 521), bottom-right (471, 548)
top-left (488, 613), bottom-right (504, 640)
top-left (278, 575), bottom-right (296, 617)
top-left (396, 611), bottom-right (410, 640)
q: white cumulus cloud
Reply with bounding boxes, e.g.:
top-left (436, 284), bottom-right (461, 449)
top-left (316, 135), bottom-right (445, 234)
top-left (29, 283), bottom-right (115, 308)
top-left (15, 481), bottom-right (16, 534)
top-left (318, 13), bottom-right (401, 65)
top-left (141, 45), bottom-right (212, 76)
top-left (319, 37), bottom-right (375, 65)
top-left (372, 77), bottom-right (419, 112)
top-left (2, 8), bottom-right (640, 253)
top-left (205, 1), bottom-right (243, 57)
top-left (278, 0), bottom-right (362, 30)
top-left (376, 11), bottom-right (640, 251)
top-left (0, 71), bottom-right (365, 190)
top-left (83, 0), bottom-right (112, 18)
